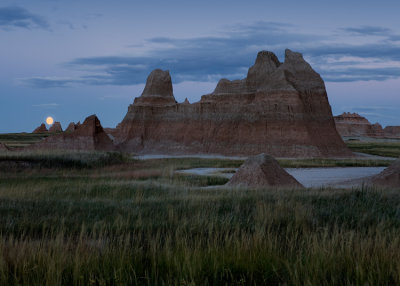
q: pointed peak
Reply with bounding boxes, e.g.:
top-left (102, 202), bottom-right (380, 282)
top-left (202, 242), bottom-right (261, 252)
top-left (246, 51), bottom-right (281, 90)
top-left (141, 69), bottom-right (173, 97)
top-left (135, 69), bottom-right (176, 106)
top-left (49, 122), bottom-right (63, 133)
top-left (33, 123), bottom-right (48, 133)
top-left (255, 51), bottom-right (281, 66)
top-left (74, 114), bottom-right (104, 136)
top-left (82, 114), bottom-right (100, 127)
top-left (183, 98), bottom-right (190, 104)
top-left (65, 121), bottom-right (80, 132)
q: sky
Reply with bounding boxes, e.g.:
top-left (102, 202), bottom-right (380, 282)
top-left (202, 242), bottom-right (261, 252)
top-left (1, 0), bottom-right (400, 132)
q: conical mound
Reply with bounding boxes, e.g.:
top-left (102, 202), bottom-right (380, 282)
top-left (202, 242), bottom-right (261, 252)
top-left (371, 158), bottom-right (400, 187)
top-left (227, 153), bottom-right (303, 188)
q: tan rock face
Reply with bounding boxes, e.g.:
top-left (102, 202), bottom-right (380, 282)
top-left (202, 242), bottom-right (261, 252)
top-left (33, 123), bottom-right (48, 133)
top-left (371, 158), bottom-right (400, 187)
top-left (48, 122), bottom-right (63, 133)
top-left (334, 112), bottom-right (384, 138)
top-left (226, 153), bottom-right (303, 188)
top-left (115, 49), bottom-right (352, 157)
top-left (31, 115), bottom-right (115, 151)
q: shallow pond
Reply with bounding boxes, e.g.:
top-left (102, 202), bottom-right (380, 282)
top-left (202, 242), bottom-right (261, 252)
top-left (176, 167), bottom-right (386, 188)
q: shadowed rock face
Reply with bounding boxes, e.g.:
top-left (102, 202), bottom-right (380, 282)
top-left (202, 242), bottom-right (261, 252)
top-left (116, 49), bottom-right (352, 157)
top-left (334, 112), bottom-right (384, 138)
top-left (33, 123), bottom-right (48, 133)
top-left (31, 115), bottom-right (114, 151)
top-left (49, 122), bottom-right (63, 133)
top-left (371, 158), bottom-right (400, 187)
top-left (226, 153), bottom-right (303, 188)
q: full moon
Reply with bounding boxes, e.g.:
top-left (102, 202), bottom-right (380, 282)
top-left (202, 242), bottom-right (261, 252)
top-left (46, 116), bottom-right (54, 125)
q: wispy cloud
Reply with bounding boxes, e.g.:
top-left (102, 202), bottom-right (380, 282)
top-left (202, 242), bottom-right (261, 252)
top-left (32, 103), bottom-right (60, 108)
top-left (0, 6), bottom-right (49, 30)
top-left (18, 77), bottom-right (78, 88)
top-left (19, 22), bottom-right (400, 88)
top-left (341, 26), bottom-right (392, 36)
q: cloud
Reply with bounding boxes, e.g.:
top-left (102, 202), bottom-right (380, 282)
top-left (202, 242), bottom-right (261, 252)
top-left (20, 22), bottom-right (400, 87)
top-left (341, 26), bottom-right (391, 36)
top-left (32, 103), bottom-right (60, 108)
top-left (322, 67), bottom-right (400, 82)
top-left (0, 6), bottom-right (49, 30)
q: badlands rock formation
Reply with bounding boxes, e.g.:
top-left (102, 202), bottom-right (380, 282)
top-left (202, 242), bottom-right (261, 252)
top-left (371, 158), bottom-right (400, 187)
top-left (384, 126), bottom-right (400, 139)
top-left (116, 49), bottom-right (351, 157)
top-left (133, 69), bottom-right (177, 106)
top-left (49, 122), bottom-right (63, 133)
top-left (226, 153), bottom-right (303, 188)
top-left (65, 122), bottom-right (80, 132)
top-left (32, 115), bottom-right (114, 151)
top-left (334, 112), bottom-right (384, 138)
top-left (33, 123), bottom-right (48, 133)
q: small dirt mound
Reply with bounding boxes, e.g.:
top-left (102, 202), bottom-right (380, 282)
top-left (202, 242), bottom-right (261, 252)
top-left (226, 153), bottom-right (303, 188)
top-left (371, 158), bottom-right (400, 187)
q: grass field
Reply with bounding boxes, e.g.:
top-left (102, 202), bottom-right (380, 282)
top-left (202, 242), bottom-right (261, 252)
top-left (346, 141), bottom-right (400, 158)
top-left (0, 151), bottom-right (399, 285)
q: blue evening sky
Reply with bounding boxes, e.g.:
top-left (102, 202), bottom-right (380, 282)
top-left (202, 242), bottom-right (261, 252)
top-left (1, 0), bottom-right (400, 132)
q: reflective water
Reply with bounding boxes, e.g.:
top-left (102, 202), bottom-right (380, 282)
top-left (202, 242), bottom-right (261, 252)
top-left (177, 167), bottom-right (386, 188)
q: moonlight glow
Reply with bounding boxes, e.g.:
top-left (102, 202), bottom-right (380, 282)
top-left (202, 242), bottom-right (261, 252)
top-left (46, 116), bottom-right (54, 125)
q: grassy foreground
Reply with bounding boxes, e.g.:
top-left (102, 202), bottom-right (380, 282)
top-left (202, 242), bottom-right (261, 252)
top-left (0, 152), bottom-right (399, 285)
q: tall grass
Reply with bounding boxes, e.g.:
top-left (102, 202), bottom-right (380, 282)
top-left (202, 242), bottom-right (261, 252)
top-left (0, 161), bottom-right (400, 285)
